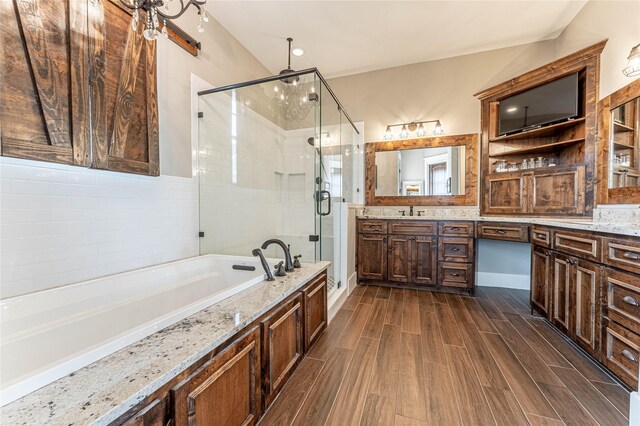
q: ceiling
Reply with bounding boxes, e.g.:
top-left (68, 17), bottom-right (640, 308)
top-left (211, 1), bottom-right (588, 79)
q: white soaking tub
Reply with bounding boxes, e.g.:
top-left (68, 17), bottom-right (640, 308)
top-left (0, 254), bottom-right (276, 406)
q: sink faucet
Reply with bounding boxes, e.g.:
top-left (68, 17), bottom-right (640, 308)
top-left (252, 248), bottom-right (274, 281)
top-left (261, 239), bottom-right (294, 272)
top-left (409, 206), bottom-right (414, 217)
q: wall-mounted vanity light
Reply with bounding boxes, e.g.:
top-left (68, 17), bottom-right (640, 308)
top-left (383, 120), bottom-right (444, 140)
top-left (623, 43), bottom-right (640, 77)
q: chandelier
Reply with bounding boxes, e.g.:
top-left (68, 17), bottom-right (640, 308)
top-left (120, 0), bottom-right (209, 41)
top-left (273, 38), bottom-right (314, 122)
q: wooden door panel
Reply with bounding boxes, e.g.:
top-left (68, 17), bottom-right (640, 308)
top-left (552, 253), bottom-right (572, 335)
top-left (303, 273), bottom-right (327, 351)
top-left (531, 247), bottom-right (551, 318)
top-left (0, 0), bottom-right (90, 165)
top-left (486, 174), bottom-right (528, 214)
top-left (262, 294), bottom-right (304, 407)
top-left (122, 398), bottom-right (167, 426)
top-left (574, 260), bottom-right (601, 357)
top-left (89, 0), bottom-right (159, 175)
top-left (532, 167), bottom-right (585, 215)
top-left (357, 234), bottom-right (387, 281)
top-left (413, 236), bottom-right (437, 286)
top-left (171, 327), bottom-right (261, 426)
top-left (388, 235), bottom-right (411, 283)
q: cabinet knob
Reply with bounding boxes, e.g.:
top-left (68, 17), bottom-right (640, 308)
top-left (623, 295), bottom-right (639, 306)
top-left (496, 230), bottom-right (507, 234)
top-left (450, 227), bottom-right (460, 231)
top-left (536, 233), bottom-right (546, 239)
top-left (623, 252), bottom-right (640, 260)
top-left (621, 348), bottom-right (638, 362)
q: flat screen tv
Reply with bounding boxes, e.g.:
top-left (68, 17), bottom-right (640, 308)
top-left (498, 72), bottom-right (579, 136)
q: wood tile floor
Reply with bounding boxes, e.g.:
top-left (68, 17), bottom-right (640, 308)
top-left (258, 285), bottom-right (630, 426)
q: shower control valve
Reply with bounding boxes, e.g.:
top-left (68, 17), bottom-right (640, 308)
top-left (293, 255), bottom-right (302, 269)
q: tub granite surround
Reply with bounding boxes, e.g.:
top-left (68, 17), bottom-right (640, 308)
top-left (1, 261), bottom-right (330, 425)
top-left (359, 206), bottom-right (640, 237)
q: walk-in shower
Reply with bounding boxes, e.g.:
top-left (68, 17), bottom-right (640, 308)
top-left (197, 68), bottom-right (361, 301)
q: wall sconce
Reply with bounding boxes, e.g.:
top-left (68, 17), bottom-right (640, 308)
top-left (383, 120), bottom-right (444, 140)
top-left (623, 43), bottom-right (640, 77)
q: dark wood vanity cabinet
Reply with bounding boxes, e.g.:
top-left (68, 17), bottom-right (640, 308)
top-left (531, 226), bottom-right (640, 389)
top-left (356, 219), bottom-right (471, 293)
top-left (113, 271), bottom-right (328, 426)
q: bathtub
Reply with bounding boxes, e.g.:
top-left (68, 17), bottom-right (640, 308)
top-left (0, 254), bottom-right (276, 406)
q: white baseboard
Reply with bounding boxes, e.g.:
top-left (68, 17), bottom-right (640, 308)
top-left (476, 272), bottom-right (529, 290)
top-left (328, 285), bottom-right (348, 323)
top-left (348, 271), bottom-right (358, 294)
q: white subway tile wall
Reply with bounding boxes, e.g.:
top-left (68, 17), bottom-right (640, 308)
top-left (0, 157), bottom-right (199, 299)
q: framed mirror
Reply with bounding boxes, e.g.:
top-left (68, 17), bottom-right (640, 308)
top-left (365, 134), bottom-right (478, 206)
top-left (598, 78), bottom-right (640, 204)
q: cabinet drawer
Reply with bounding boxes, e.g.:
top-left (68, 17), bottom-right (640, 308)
top-left (439, 221), bottom-right (475, 237)
top-left (358, 220), bottom-right (387, 234)
top-left (605, 268), bottom-right (640, 335)
top-left (477, 222), bottom-right (529, 243)
top-left (531, 226), bottom-right (551, 248)
top-left (604, 237), bottom-right (640, 275)
top-left (438, 237), bottom-right (474, 262)
top-left (438, 262), bottom-right (474, 289)
top-left (604, 321), bottom-right (640, 390)
top-left (553, 230), bottom-right (601, 262)
top-left (388, 220), bottom-right (436, 235)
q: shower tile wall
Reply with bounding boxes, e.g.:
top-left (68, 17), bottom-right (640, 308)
top-left (0, 157), bottom-right (199, 299)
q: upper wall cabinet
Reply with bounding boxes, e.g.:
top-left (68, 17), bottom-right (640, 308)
top-left (1, 0), bottom-right (91, 166)
top-left (88, 0), bottom-right (159, 176)
top-left (0, 0), bottom-right (159, 176)
top-left (475, 41), bottom-right (606, 217)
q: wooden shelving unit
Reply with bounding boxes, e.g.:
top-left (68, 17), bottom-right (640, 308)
top-left (475, 41), bottom-right (606, 217)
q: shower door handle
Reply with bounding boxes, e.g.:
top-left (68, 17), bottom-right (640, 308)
top-left (316, 190), bottom-right (331, 216)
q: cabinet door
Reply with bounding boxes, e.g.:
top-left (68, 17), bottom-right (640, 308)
top-left (531, 167), bottom-right (585, 215)
top-left (413, 236), bottom-right (437, 286)
top-left (303, 273), bottom-right (327, 352)
top-left (485, 174), bottom-right (528, 214)
top-left (262, 294), bottom-right (304, 408)
top-left (122, 398), bottom-right (167, 426)
top-left (88, 0), bottom-right (159, 175)
top-left (357, 234), bottom-right (387, 281)
top-left (171, 327), bottom-right (261, 426)
top-left (387, 235), bottom-right (411, 283)
top-left (574, 259), bottom-right (601, 358)
top-left (531, 247), bottom-right (551, 318)
top-left (551, 253), bottom-right (573, 335)
top-left (1, 0), bottom-right (90, 166)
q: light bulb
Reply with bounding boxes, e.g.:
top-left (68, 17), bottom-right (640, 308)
top-left (433, 121), bottom-right (444, 136)
top-left (416, 123), bottom-right (426, 138)
top-left (274, 86), bottom-right (279, 93)
top-left (384, 126), bottom-right (393, 140)
top-left (400, 125), bottom-right (409, 139)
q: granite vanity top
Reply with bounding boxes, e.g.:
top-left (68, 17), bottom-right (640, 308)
top-left (1, 261), bottom-right (330, 426)
top-left (357, 214), bottom-right (640, 237)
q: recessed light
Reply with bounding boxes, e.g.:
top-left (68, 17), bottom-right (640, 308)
top-left (506, 107), bottom-right (518, 113)
top-left (292, 47), bottom-right (304, 57)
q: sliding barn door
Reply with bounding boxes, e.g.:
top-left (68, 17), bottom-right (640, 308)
top-left (0, 0), bottom-right (90, 166)
top-left (88, 0), bottom-right (159, 175)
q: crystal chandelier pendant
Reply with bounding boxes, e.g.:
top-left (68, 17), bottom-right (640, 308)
top-left (202, 7), bottom-right (209, 23)
top-left (131, 8), bottom-right (139, 31)
top-left (121, 0), bottom-right (208, 41)
top-left (197, 14), bottom-right (205, 33)
top-left (161, 19), bottom-right (169, 38)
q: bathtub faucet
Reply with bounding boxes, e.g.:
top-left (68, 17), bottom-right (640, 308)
top-left (260, 239), bottom-right (294, 272)
top-left (251, 248), bottom-right (275, 281)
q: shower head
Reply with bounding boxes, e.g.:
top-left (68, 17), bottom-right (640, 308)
top-left (279, 38), bottom-right (300, 85)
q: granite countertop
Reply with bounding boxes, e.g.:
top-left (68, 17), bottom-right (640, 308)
top-left (357, 214), bottom-right (640, 237)
top-left (1, 261), bottom-right (330, 426)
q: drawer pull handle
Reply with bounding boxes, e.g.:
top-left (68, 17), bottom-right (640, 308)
top-left (450, 227), bottom-right (460, 231)
top-left (623, 295), bottom-right (639, 306)
top-left (536, 233), bottom-right (546, 239)
top-left (621, 349), bottom-right (638, 362)
top-left (496, 230), bottom-right (507, 234)
top-left (450, 248), bottom-right (461, 252)
top-left (449, 273), bottom-right (460, 276)
top-left (623, 252), bottom-right (640, 260)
